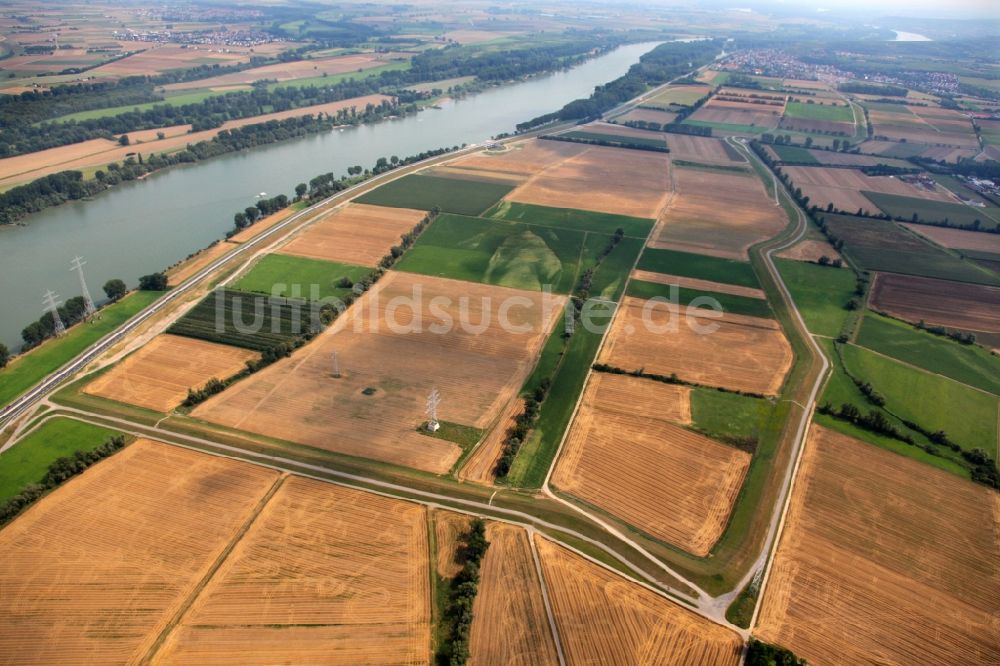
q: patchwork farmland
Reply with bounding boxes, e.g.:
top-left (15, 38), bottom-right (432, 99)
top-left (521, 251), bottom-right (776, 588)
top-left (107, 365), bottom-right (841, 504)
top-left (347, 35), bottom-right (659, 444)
top-left (192, 272), bottom-right (565, 473)
top-left (552, 372), bottom-right (750, 556)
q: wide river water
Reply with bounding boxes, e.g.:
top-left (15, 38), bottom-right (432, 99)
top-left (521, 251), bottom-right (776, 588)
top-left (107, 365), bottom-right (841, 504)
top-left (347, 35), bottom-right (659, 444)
top-left (0, 42), bottom-right (658, 351)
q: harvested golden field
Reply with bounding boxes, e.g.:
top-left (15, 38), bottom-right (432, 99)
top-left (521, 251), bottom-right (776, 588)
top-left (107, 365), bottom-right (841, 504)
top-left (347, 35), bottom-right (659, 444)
top-left (536, 537), bottom-right (742, 665)
top-left (650, 168), bottom-right (785, 260)
top-left (553, 373), bottom-right (748, 556)
top-left (155, 477), bottom-right (431, 665)
top-left (668, 135), bottom-right (745, 164)
top-left (194, 272), bottom-right (564, 474)
top-left (279, 203), bottom-right (427, 267)
top-left (902, 224), bottom-right (1000, 253)
top-left (776, 239), bottom-right (843, 263)
top-left (870, 273), bottom-right (1000, 334)
top-left (83, 334), bottom-right (258, 412)
top-left (755, 426), bottom-right (1000, 665)
top-left (0, 95), bottom-right (392, 188)
top-left (576, 120), bottom-right (669, 140)
top-left (428, 165), bottom-right (527, 185)
top-left (163, 53), bottom-right (392, 91)
top-left (449, 139), bottom-right (587, 177)
top-left (459, 397), bottom-right (522, 485)
top-left (435, 510), bottom-right (473, 578)
top-left (0, 439), bottom-right (280, 665)
top-left (631, 269), bottom-right (766, 299)
top-left (646, 84), bottom-right (712, 107)
top-left (469, 524), bottom-right (560, 665)
top-left (618, 108), bottom-right (678, 125)
top-left (508, 144), bottom-right (671, 218)
top-left (599, 298), bottom-right (792, 395)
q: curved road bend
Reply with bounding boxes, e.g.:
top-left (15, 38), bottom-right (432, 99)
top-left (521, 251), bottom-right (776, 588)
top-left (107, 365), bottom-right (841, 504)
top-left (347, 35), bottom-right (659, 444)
top-left (0, 141), bottom-right (506, 430)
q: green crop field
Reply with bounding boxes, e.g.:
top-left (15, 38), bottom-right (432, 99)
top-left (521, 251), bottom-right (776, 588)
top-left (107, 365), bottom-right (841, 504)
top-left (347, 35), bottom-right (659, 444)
top-left (51, 90), bottom-right (228, 123)
top-left (863, 191), bottom-right (1000, 229)
top-left (783, 101), bottom-right (854, 122)
top-left (690, 388), bottom-right (774, 444)
top-left (554, 131), bottom-right (668, 150)
top-left (507, 302), bottom-right (612, 488)
top-left (840, 343), bottom-right (998, 456)
top-left (588, 236), bottom-right (645, 302)
top-left (267, 60), bottom-right (411, 90)
top-left (775, 258), bottom-right (856, 337)
top-left (356, 174), bottom-right (514, 216)
top-left (0, 418), bottom-right (123, 502)
top-left (637, 247), bottom-right (760, 288)
top-left (168, 288), bottom-right (313, 351)
top-left (818, 213), bottom-right (1000, 285)
top-left (232, 254), bottom-right (369, 302)
top-left (768, 144), bottom-right (819, 164)
top-left (856, 313), bottom-right (1000, 395)
top-left (0, 290), bottom-right (164, 410)
top-left (682, 120), bottom-right (766, 134)
top-left (393, 213), bottom-right (592, 293)
top-left (626, 280), bottom-right (773, 319)
top-left (486, 201), bottom-right (653, 238)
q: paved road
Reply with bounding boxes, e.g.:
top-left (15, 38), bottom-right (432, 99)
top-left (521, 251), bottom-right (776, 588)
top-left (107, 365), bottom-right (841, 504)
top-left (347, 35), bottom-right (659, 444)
top-left (0, 144), bottom-right (488, 430)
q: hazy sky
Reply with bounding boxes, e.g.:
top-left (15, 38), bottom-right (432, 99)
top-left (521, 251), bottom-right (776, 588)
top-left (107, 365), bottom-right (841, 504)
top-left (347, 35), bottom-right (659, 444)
top-left (772, 0), bottom-right (997, 19)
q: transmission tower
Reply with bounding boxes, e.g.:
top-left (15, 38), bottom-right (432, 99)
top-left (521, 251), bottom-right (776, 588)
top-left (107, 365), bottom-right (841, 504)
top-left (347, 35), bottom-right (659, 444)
top-left (331, 351), bottom-right (341, 378)
top-left (425, 387), bottom-right (441, 432)
top-left (69, 256), bottom-right (96, 318)
top-left (42, 290), bottom-right (66, 337)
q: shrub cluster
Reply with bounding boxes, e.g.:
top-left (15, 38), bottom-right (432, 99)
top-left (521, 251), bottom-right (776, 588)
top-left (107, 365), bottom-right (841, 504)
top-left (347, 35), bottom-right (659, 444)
top-left (437, 519), bottom-right (490, 665)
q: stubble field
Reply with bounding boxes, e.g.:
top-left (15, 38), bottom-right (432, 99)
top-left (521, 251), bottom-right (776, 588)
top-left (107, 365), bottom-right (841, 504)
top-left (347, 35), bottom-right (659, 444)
top-left (82, 334), bottom-right (259, 412)
top-left (667, 135), bottom-right (745, 165)
top-left (0, 440), bottom-right (280, 665)
top-left (552, 372), bottom-right (750, 556)
top-left (279, 203), bottom-right (426, 267)
top-left (155, 477), bottom-right (431, 665)
top-left (755, 426), bottom-right (1000, 665)
top-left (782, 166), bottom-right (954, 213)
top-left (469, 524), bottom-right (560, 665)
top-left (506, 143), bottom-right (672, 218)
top-left (193, 272), bottom-right (564, 474)
top-left (598, 298), bottom-right (793, 395)
top-left (650, 168), bottom-right (785, 260)
top-left (536, 537), bottom-right (742, 665)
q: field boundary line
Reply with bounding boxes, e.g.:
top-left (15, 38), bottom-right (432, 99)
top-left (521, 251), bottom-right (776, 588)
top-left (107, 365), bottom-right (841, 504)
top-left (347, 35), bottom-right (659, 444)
top-left (850, 340), bottom-right (999, 398)
top-left (139, 473), bottom-right (287, 665)
top-left (528, 527), bottom-right (568, 666)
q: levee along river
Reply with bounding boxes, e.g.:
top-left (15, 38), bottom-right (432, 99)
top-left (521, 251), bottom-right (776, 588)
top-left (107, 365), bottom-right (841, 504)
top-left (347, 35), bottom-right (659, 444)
top-left (0, 42), bottom-right (659, 351)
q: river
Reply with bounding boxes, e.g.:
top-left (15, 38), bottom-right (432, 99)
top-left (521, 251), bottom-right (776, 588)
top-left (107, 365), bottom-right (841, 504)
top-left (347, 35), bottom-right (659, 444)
top-left (0, 42), bottom-right (658, 351)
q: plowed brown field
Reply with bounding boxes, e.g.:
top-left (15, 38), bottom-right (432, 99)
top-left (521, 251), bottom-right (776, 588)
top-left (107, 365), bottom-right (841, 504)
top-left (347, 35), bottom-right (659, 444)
top-left (783, 166), bottom-right (954, 213)
top-left (650, 168), bottom-right (785, 260)
top-left (155, 477), bottom-right (431, 665)
top-left (0, 439), bottom-right (280, 665)
top-left (507, 144), bottom-right (671, 218)
top-left (902, 224), bottom-right (1000, 253)
top-left (469, 524), bottom-right (560, 665)
top-left (599, 297), bottom-right (792, 395)
top-left (536, 537), bottom-right (742, 665)
top-left (870, 273), bottom-right (1000, 333)
top-left (193, 272), bottom-right (565, 474)
top-left (279, 203), bottom-right (427, 267)
top-left (755, 426), bottom-right (1000, 665)
top-left (83, 334), bottom-right (258, 412)
top-left (552, 373), bottom-right (748, 556)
